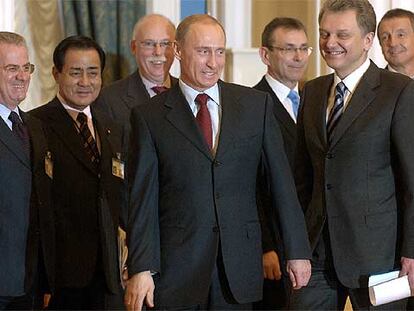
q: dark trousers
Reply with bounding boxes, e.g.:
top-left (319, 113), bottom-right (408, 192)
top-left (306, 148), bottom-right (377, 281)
top-left (253, 277), bottom-right (287, 310)
top-left (288, 266), bottom-right (408, 311)
top-left (48, 270), bottom-right (124, 310)
top-left (155, 255), bottom-right (252, 310)
top-left (0, 294), bottom-right (35, 310)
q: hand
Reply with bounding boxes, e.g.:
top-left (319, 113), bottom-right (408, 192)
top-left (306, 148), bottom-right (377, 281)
top-left (124, 271), bottom-right (155, 311)
top-left (400, 257), bottom-right (414, 295)
top-left (286, 259), bottom-right (311, 290)
top-left (263, 251), bottom-right (282, 280)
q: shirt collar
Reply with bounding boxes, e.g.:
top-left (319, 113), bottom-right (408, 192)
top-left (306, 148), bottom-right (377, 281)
top-left (57, 92), bottom-right (93, 121)
top-left (265, 73), bottom-right (299, 102)
top-left (334, 58), bottom-right (370, 94)
top-left (0, 103), bottom-right (21, 126)
top-left (141, 73), bottom-right (171, 90)
top-left (179, 79), bottom-right (220, 108)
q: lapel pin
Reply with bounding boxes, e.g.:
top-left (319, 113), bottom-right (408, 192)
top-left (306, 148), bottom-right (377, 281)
top-left (107, 128), bottom-right (111, 135)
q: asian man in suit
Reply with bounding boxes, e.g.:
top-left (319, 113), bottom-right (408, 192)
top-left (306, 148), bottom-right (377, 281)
top-left (0, 31), bottom-right (54, 310)
top-left (30, 36), bottom-right (126, 310)
top-left (290, 0), bottom-right (414, 309)
top-left (95, 14), bottom-right (178, 125)
top-left (254, 17), bottom-right (311, 311)
top-left (124, 14), bottom-right (312, 311)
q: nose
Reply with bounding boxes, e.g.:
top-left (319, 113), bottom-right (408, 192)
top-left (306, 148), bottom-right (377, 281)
top-left (206, 53), bottom-right (217, 69)
top-left (78, 72), bottom-right (90, 85)
top-left (153, 43), bottom-right (162, 56)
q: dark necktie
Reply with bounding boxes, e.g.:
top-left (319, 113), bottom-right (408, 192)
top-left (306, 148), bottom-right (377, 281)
top-left (287, 90), bottom-right (300, 118)
top-left (8, 111), bottom-right (30, 156)
top-left (151, 86), bottom-right (168, 95)
top-left (327, 82), bottom-right (347, 142)
top-left (195, 93), bottom-right (212, 150)
top-left (76, 112), bottom-right (100, 165)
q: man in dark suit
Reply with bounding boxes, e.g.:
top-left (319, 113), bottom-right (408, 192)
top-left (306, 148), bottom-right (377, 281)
top-left (30, 36), bottom-right (126, 310)
top-left (378, 8), bottom-right (414, 78)
top-left (253, 17), bottom-right (312, 311)
top-left (290, 0), bottom-right (414, 309)
top-left (0, 32), bottom-right (54, 310)
top-left (124, 14), bottom-right (311, 311)
top-left (95, 14), bottom-right (177, 124)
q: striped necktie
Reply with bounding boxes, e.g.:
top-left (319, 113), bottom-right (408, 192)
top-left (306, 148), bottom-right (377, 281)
top-left (327, 82), bottom-right (346, 142)
top-left (77, 112), bottom-right (100, 166)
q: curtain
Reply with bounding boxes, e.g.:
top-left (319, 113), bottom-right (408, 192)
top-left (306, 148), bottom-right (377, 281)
top-left (61, 0), bottom-right (145, 86)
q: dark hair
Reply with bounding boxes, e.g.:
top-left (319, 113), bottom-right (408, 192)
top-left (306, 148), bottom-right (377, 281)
top-left (261, 17), bottom-right (307, 47)
top-left (319, 0), bottom-right (376, 35)
top-left (53, 35), bottom-right (105, 72)
top-left (378, 8), bottom-right (414, 38)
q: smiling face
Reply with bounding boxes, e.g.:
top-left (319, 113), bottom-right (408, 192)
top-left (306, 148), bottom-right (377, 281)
top-left (319, 9), bottom-right (374, 79)
top-left (175, 22), bottom-right (226, 91)
top-left (378, 17), bottom-right (414, 74)
top-left (0, 43), bottom-right (31, 110)
top-left (131, 15), bottom-right (175, 84)
top-left (53, 48), bottom-right (102, 110)
top-left (260, 27), bottom-right (310, 89)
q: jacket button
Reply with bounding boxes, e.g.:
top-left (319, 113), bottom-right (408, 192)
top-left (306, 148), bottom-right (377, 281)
top-left (326, 184), bottom-right (332, 190)
top-left (214, 160), bottom-right (221, 167)
top-left (212, 226), bottom-right (219, 232)
top-left (326, 153), bottom-right (334, 159)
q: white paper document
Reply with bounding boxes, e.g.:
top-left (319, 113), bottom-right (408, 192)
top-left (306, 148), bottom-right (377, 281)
top-left (369, 270), bottom-right (412, 306)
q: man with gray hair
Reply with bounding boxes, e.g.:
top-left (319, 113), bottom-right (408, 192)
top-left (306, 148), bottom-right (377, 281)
top-left (96, 14), bottom-right (177, 125)
top-left (291, 0), bottom-right (414, 309)
top-left (0, 31), bottom-right (54, 310)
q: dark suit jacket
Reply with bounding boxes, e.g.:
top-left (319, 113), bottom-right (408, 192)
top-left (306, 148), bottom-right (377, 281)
top-left (95, 70), bottom-right (178, 125)
top-left (30, 97), bottom-right (127, 293)
top-left (254, 77), bottom-right (297, 255)
top-left (127, 81), bottom-right (311, 307)
top-left (296, 61), bottom-right (414, 288)
top-left (0, 111), bottom-right (54, 296)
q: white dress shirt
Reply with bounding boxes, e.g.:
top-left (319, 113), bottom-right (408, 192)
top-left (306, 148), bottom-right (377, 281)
top-left (141, 74), bottom-right (171, 98)
top-left (0, 103), bottom-right (21, 130)
top-left (265, 73), bottom-right (299, 123)
top-left (326, 58), bottom-right (371, 122)
top-left (179, 80), bottom-right (221, 154)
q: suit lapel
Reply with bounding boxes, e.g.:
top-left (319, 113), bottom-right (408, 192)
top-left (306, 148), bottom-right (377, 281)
top-left (215, 82), bottom-right (238, 159)
top-left (0, 110), bottom-right (30, 168)
top-left (329, 63), bottom-right (379, 148)
top-left (47, 98), bottom-right (98, 174)
top-left (23, 113), bottom-right (46, 175)
top-left (165, 85), bottom-right (213, 161)
top-left (124, 71), bottom-right (150, 109)
top-left (93, 108), bottom-right (117, 165)
top-left (256, 77), bottom-right (296, 139)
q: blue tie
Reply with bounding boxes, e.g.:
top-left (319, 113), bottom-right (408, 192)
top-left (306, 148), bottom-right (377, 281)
top-left (327, 82), bottom-right (347, 142)
top-left (287, 90), bottom-right (300, 118)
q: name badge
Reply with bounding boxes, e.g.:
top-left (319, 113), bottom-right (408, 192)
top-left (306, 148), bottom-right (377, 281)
top-left (45, 151), bottom-right (53, 179)
top-left (112, 152), bottom-right (124, 179)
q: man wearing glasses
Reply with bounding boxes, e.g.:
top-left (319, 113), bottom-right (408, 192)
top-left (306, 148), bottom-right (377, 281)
top-left (0, 31), bottom-right (54, 310)
top-left (254, 17), bottom-right (312, 311)
top-left (96, 14), bottom-right (177, 126)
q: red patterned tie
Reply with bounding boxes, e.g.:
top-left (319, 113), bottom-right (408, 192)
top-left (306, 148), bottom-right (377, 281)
top-left (195, 93), bottom-right (212, 150)
top-left (151, 86), bottom-right (168, 95)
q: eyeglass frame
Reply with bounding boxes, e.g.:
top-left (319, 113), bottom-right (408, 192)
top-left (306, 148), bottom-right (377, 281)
top-left (266, 46), bottom-right (313, 56)
top-left (138, 40), bottom-right (173, 50)
top-left (2, 63), bottom-right (35, 75)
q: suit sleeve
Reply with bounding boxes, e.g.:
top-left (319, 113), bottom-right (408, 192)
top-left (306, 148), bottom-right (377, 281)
top-left (126, 106), bottom-right (160, 275)
top-left (294, 85), bottom-right (313, 213)
top-left (261, 93), bottom-right (311, 260)
top-left (391, 79), bottom-right (414, 259)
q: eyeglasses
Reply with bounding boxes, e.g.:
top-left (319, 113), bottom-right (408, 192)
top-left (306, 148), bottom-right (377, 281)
top-left (267, 46), bottom-right (313, 56)
top-left (2, 63), bottom-right (35, 75)
top-left (139, 40), bottom-right (172, 50)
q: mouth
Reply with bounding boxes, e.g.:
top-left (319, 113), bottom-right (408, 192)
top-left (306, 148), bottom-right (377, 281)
top-left (150, 60), bottom-right (166, 65)
top-left (11, 84), bottom-right (26, 90)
